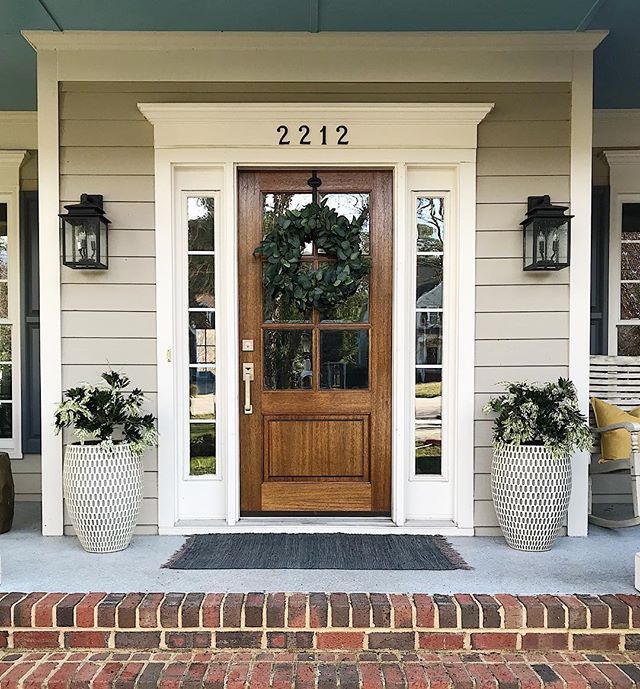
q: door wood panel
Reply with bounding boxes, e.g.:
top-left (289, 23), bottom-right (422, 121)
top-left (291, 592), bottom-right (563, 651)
top-left (238, 169), bottom-right (392, 514)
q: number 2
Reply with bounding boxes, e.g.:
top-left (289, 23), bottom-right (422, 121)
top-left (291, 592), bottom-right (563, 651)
top-left (299, 125), bottom-right (311, 145)
top-left (277, 125), bottom-right (290, 145)
top-left (336, 125), bottom-right (349, 145)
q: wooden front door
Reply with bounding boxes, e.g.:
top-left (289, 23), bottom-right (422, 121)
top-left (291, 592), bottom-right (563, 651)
top-left (238, 170), bottom-right (392, 515)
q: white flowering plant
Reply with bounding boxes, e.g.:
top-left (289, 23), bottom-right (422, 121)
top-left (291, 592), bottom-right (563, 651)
top-left (54, 371), bottom-right (158, 457)
top-left (483, 378), bottom-right (593, 459)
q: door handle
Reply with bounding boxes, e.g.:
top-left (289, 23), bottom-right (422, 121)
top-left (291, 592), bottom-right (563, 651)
top-left (242, 363), bottom-right (255, 414)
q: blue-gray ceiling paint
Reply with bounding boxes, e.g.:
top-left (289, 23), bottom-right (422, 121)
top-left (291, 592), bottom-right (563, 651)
top-left (1, 0), bottom-right (637, 110)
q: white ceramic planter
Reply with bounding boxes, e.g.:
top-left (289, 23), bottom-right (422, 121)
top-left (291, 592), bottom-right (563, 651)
top-left (63, 443), bottom-right (142, 553)
top-left (491, 444), bottom-right (571, 552)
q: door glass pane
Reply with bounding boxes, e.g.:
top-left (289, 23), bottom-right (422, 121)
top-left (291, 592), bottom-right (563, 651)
top-left (0, 204), bottom-right (7, 280)
top-left (188, 256), bottom-right (215, 308)
top-left (618, 325), bottom-right (640, 356)
top-left (417, 197), bottom-right (444, 252)
top-left (320, 274), bottom-right (369, 323)
top-left (189, 367), bottom-right (215, 420)
top-left (0, 404), bottom-right (11, 438)
top-left (416, 256), bottom-right (443, 308)
top-left (263, 193), bottom-right (313, 254)
top-left (415, 368), bottom-right (442, 421)
top-left (0, 326), bottom-right (10, 362)
top-left (264, 330), bottom-right (312, 389)
top-left (189, 311), bottom-right (216, 365)
top-left (263, 262), bottom-right (312, 323)
top-left (621, 242), bottom-right (640, 281)
top-left (190, 423), bottom-right (216, 476)
top-left (415, 423), bottom-right (442, 475)
top-left (320, 330), bottom-right (369, 389)
top-left (320, 193), bottom-right (370, 255)
top-left (187, 197), bottom-right (215, 252)
top-left (416, 312), bottom-right (443, 365)
top-left (621, 283), bottom-right (640, 320)
top-left (622, 203), bottom-right (640, 235)
top-left (0, 365), bottom-right (11, 402)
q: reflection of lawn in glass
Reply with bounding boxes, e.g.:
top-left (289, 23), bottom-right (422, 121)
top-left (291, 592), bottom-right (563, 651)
top-left (190, 456), bottom-right (216, 475)
top-left (189, 424), bottom-right (216, 476)
top-left (415, 382), bottom-right (442, 398)
top-left (415, 443), bottom-right (442, 475)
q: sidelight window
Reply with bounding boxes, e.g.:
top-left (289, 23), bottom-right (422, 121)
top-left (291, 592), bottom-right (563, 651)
top-left (186, 196), bottom-right (216, 476)
top-left (414, 196), bottom-right (444, 476)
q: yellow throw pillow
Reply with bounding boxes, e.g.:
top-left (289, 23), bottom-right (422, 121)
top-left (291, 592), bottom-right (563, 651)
top-left (591, 397), bottom-right (640, 461)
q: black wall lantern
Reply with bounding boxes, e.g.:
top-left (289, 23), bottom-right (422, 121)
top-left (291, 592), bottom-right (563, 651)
top-left (521, 195), bottom-right (572, 271)
top-left (59, 194), bottom-right (110, 270)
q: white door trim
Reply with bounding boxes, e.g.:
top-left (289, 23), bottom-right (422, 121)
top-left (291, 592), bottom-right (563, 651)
top-left (142, 102), bottom-right (491, 534)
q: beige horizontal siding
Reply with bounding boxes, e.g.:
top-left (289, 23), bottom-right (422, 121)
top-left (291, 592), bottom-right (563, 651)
top-left (476, 285), bottom-right (570, 312)
top-left (477, 147), bottom-right (570, 177)
top-left (476, 312), bottom-right (570, 340)
top-left (13, 455), bottom-right (41, 502)
top-left (61, 257), bottom-right (155, 285)
top-left (61, 284), bottom-right (156, 311)
top-left (58, 80), bottom-right (571, 533)
top-left (62, 311), bottom-right (156, 339)
top-left (475, 258), bottom-right (568, 286)
top-left (475, 339), bottom-right (569, 367)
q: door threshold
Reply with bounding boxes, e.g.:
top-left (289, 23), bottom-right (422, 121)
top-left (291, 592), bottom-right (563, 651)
top-left (162, 518), bottom-right (473, 536)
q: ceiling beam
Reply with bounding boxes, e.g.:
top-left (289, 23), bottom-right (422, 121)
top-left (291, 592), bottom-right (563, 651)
top-left (35, 0), bottom-right (62, 32)
top-left (576, 0), bottom-right (609, 31)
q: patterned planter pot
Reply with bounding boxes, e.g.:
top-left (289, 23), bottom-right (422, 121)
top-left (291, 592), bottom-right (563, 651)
top-left (491, 444), bottom-right (571, 552)
top-left (63, 443), bottom-right (142, 553)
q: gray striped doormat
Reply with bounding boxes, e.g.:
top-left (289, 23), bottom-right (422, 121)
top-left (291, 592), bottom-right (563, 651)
top-left (163, 533), bottom-right (470, 570)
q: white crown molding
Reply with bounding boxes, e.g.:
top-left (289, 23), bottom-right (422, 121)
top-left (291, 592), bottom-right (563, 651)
top-left (138, 102), bottom-right (494, 126)
top-left (594, 110), bottom-right (640, 149)
top-left (22, 30), bottom-right (608, 53)
top-left (604, 150), bottom-right (640, 165)
top-left (0, 151), bottom-right (27, 187)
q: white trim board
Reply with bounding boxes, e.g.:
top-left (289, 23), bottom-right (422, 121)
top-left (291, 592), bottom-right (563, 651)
top-left (605, 151), bottom-right (640, 358)
top-left (0, 151), bottom-right (26, 459)
top-left (22, 30), bottom-right (607, 85)
top-left (142, 102), bottom-right (490, 533)
top-left (567, 50), bottom-right (594, 537)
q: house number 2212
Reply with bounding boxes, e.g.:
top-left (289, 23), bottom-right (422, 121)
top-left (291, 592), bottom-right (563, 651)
top-left (276, 124), bottom-right (349, 146)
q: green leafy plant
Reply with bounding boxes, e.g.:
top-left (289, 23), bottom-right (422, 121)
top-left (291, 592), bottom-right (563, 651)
top-left (54, 371), bottom-right (158, 456)
top-left (254, 200), bottom-right (369, 313)
top-left (483, 378), bottom-right (593, 459)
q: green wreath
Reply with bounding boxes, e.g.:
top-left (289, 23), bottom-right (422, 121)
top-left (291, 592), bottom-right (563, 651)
top-left (254, 200), bottom-right (369, 313)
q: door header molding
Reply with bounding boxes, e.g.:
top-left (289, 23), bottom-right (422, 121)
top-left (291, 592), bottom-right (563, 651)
top-left (139, 102), bottom-right (494, 150)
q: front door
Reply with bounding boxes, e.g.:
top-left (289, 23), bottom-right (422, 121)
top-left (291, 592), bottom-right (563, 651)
top-left (238, 170), bottom-right (392, 514)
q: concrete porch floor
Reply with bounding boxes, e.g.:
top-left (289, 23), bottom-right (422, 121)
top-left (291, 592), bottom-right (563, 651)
top-left (0, 504), bottom-right (637, 594)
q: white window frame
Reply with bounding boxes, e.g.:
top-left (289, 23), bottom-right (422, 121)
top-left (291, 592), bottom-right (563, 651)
top-left (605, 152), bottom-right (640, 354)
top-left (0, 152), bottom-right (25, 459)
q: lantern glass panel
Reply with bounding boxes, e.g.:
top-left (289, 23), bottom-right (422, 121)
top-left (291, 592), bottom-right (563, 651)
top-left (524, 223), bottom-right (534, 268)
top-left (99, 221), bottom-right (108, 267)
top-left (525, 217), bottom-right (570, 270)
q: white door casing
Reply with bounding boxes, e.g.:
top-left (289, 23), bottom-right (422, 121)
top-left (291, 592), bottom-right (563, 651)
top-left (141, 103), bottom-right (491, 534)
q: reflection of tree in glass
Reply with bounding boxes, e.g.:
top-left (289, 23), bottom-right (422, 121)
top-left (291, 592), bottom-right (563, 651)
top-left (321, 274), bottom-right (369, 322)
top-left (188, 198), bottom-right (215, 252)
top-left (417, 197), bottom-right (444, 252)
top-left (189, 256), bottom-right (215, 309)
top-left (0, 326), bottom-right (10, 362)
top-left (321, 193), bottom-right (370, 254)
top-left (264, 331), bottom-right (312, 389)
